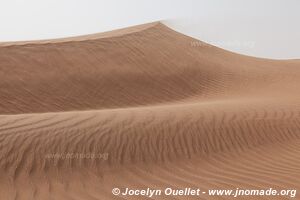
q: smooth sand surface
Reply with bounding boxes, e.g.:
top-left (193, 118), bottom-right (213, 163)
top-left (0, 22), bottom-right (299, 199)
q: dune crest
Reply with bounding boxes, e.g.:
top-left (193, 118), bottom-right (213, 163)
top-left (0, 22), bottom-right (299, 199)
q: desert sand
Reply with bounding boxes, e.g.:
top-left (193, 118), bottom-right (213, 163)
top-left (0, 22), bottom-right (299, 200)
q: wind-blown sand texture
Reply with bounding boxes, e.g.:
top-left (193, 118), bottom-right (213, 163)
top-left (0, 22), bottom-right (299, 200)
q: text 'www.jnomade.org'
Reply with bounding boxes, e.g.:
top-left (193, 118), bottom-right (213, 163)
top-left (111, 187), bottom-right (297, 198)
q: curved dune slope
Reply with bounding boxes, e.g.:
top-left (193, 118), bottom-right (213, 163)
top-left (0, 22), bottom-right (300, 200)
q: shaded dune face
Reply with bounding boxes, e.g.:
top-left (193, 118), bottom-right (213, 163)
top-left (0, 22), bottom-right (300, 200)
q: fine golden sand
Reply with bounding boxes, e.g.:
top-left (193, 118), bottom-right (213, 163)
top-left (0, 22), bottom-right (299, 200)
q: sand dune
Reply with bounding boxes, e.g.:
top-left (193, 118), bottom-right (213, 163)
top-left (0, 22), bottom-right (299, 200)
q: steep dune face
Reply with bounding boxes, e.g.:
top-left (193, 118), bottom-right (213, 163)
top-left (0, 22), bottom-right (299, 200)
top-left (1, 22), bottom-right (299, 114)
